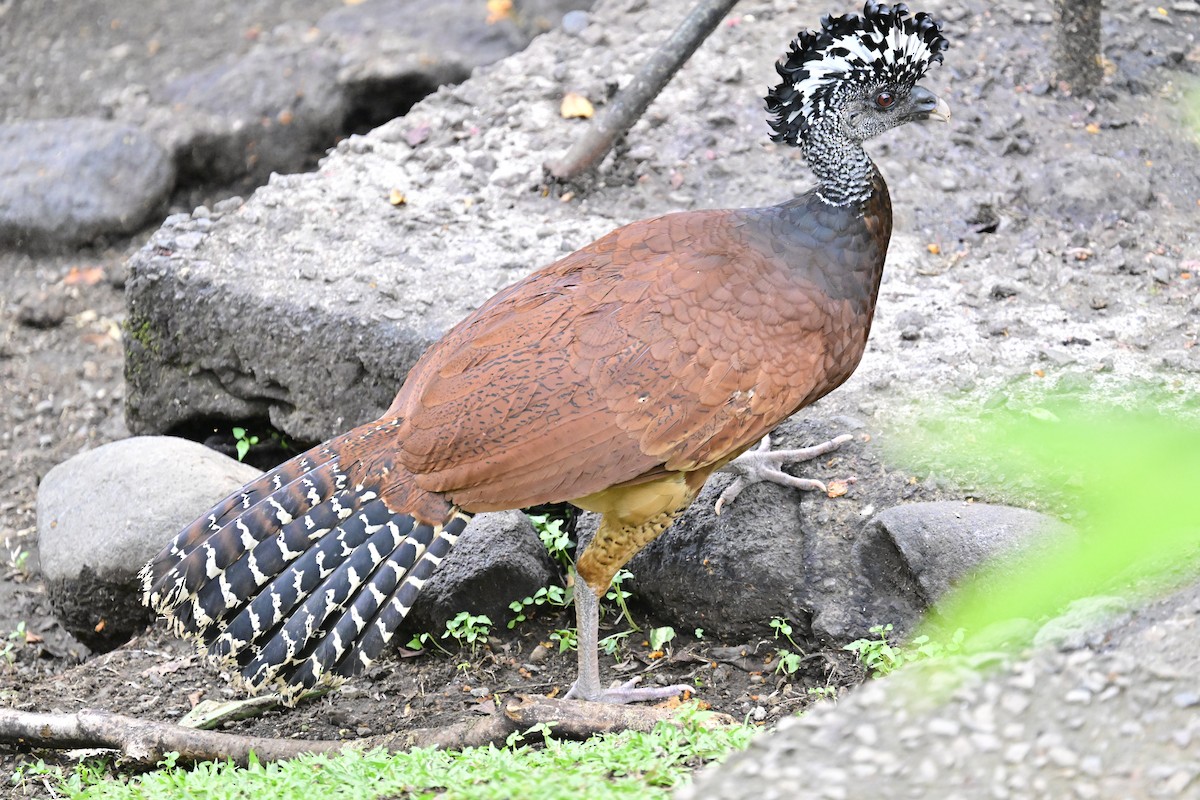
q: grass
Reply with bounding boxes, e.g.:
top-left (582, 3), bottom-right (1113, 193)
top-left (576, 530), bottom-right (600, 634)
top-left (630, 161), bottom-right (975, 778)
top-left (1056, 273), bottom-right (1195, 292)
top-left (13, 706), bottom-right (756, 800)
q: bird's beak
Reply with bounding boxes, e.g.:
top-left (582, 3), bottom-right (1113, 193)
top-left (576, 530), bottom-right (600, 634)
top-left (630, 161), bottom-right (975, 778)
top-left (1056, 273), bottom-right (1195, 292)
top-left (908, 85), bottom-right (952, 123)
top-left (926, 95), bottom-right (952, 123)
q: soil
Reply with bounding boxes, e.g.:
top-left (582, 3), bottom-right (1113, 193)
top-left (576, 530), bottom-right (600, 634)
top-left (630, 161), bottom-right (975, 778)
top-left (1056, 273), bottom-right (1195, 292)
top-left (1, 0), bottom-right (1199, 792)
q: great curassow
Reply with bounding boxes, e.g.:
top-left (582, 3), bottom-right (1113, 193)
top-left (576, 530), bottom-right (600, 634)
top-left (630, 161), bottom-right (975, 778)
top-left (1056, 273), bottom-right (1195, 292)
top-left (142, 1), bottom-right (950, 705)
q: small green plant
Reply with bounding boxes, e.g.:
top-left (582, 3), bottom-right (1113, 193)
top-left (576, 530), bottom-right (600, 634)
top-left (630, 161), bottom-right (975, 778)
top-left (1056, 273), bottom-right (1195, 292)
top-left (549, 628), bottom-right (578, 653)
top-left (843, 624), bottom-right (902, 677)
top-left (604, 568), bottom-right (641, 631)
top-left (769, 616), bottom-right (800, 649)
top-left (443, 611), bottom-right (492, 655)
top-left (508, 584), bottom-right (569, 629)
top-left (807, 685), bottom-right (838, 700)
top-left (528, 513), bottom-right (575, 569)
top-left (769, 616), bottom-right (805, 676)
top-left (694, 628), bottom-right (705, 639)
top-left (5, 545), bottom-right (29, 575)
top-left (232, 426), bottom-right (260, 462)
top-left (405, 630), bottom-right (453, 656)
top-left (844, 624), bottom-right (964, 677)
top-left (773, 650), bottom-right (803, 676)
top-left (505, 720), bottom-right (559, 748)
top-left (406, 613), bottom-right (492, 657)
top-left (3, 621), bottom-right (29, 664)
top-left (648, 625), bottom-right (676, 653)
top-left (599, 629), bottom-right (633, 657)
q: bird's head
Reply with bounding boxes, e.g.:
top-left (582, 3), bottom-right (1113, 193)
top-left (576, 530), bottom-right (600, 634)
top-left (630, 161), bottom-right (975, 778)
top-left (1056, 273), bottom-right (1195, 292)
top-left (766, 1), bottom-right (950, 146)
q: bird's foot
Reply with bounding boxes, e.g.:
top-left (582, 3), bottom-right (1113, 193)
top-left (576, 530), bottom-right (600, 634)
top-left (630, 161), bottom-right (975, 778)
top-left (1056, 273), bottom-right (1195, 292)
top-left (565, 676), bottom-right (694, 704)
top-left (714, 433), bottom-right (853, 514)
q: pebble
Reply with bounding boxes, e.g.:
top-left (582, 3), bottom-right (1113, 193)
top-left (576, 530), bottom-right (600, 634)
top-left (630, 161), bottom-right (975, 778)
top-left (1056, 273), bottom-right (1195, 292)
top-left (15, 288), bottom-right (68, 329)
top-left (561, 10), bottom-right (589, 35)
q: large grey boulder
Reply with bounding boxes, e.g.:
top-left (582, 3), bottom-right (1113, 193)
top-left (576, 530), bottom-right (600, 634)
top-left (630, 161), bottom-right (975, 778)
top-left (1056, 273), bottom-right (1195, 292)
top-left (36, 436), bottom-right (259, 651)
top-left (120, 0), bottom-right (784, 442)
top-left (825, 499), bottom-right (1076, 641)
top-left (678, 578), bottom-right (1200, 800)
top-left (0, 118), bottom-right (174, 250)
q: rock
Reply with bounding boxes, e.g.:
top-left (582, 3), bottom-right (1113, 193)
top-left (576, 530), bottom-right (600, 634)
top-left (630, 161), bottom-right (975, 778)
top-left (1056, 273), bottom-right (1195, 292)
top-left (580, 417), bottom-right (950, 643)
top-left (119, 0), bottom-right (629, 442)
top-left (36, 437), bottom-right (260, 651)
top-left (321, 0), bottom-right (526, 132)
top-left (1032, 595), bottom-right (1134, 650)
top-left (590, 423), bottom-right (1069, 646)
top-left (842, 501), bottom-right (1074, 639)
top-left (678, 579), bottom-right (1200, 800)
top-left (399, 510), bottom-right (559, 638)
top-left (0, 118), bottom-right (174, 250)
top-left (15, 286), bottom-right (69, 329)
top-left (147, 45), bottom-right (349, 186)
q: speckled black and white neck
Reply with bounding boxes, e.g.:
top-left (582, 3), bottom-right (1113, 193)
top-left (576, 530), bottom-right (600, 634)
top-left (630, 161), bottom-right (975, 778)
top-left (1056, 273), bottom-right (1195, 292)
top-left (802, 121), bottom-right (877, 209)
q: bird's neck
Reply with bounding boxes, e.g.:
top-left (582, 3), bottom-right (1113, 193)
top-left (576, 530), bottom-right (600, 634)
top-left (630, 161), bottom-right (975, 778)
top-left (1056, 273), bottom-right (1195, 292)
top-left (802, 123), bottom-right (878, 209)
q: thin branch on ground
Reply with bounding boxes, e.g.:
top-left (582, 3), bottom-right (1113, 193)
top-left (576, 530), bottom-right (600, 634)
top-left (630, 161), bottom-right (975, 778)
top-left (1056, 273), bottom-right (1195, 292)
top-left (545, 0), bottom-right (741, 181)
top-left (0, 695), bottom-right (732, 767)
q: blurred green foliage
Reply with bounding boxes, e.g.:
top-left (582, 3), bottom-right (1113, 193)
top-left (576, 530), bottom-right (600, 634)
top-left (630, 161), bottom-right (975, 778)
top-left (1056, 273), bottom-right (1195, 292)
top-left (896, 392), bottom-right (1200, 650)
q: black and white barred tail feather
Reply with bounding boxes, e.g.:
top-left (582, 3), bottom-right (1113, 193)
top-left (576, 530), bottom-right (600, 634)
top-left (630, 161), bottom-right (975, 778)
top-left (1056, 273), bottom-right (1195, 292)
top-left (139, 438), bottom-right (347, 610)
top-left (140, 433), bottom-right (469, 703)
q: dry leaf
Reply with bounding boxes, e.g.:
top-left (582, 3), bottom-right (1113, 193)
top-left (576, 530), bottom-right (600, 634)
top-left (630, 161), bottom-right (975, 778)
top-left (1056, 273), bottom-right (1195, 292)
top-left (560, 92), bottom-right (595, 119)
top-left (63, 266), bottom-right (105, 286)
top-left (389, 189), bottom-right (407, 206)
top-left (141, 655), bottom-right (196, 678)
top-left (23, 630), bottom-right (43, 644)
top-left (486, 0), bottom-right (512, 23)
top-left (826, 480), bottom-right (849, 498)
top-left (94, 618), bottom-right (106, 633)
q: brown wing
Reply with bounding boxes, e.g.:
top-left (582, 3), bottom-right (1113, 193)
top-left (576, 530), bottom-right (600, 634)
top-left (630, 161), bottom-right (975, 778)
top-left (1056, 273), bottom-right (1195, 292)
top-left (387, 203), bottom-right (880, 511)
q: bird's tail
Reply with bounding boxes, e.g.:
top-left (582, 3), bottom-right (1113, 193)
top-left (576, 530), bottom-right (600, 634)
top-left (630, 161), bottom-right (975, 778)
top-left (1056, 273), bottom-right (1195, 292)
top-left (140, 429), bottom-right (469, 702)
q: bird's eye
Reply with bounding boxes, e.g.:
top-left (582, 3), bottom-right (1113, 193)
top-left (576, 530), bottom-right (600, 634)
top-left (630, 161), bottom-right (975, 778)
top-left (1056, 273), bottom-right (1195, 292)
top-left (875, 91), bottom-right (896, 109)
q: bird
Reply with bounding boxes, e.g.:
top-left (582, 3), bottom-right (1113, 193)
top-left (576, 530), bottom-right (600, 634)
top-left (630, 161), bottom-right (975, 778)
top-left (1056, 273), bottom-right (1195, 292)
top-left (141, 1), bottom-right (950, 706)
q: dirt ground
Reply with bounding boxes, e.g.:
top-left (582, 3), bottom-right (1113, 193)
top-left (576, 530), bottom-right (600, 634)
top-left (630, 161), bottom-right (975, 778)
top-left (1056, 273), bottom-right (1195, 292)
top-left (1, 0), bottom-right (1199, 791)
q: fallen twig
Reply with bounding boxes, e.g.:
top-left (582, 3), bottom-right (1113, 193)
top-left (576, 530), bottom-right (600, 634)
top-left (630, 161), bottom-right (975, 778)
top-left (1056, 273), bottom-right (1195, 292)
top-left (0, 695), bottom-right (732, 767)
top-left (545, 0), bottom-right (741, 181)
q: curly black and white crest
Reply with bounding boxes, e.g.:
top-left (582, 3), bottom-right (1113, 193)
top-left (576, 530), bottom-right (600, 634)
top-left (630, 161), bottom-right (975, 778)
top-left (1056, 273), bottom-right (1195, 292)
top-left (766, 1), bottom-right (949, 145)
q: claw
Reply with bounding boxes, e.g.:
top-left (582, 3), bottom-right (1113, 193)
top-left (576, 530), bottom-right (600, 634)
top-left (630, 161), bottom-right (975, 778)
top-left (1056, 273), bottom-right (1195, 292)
top-left (714, 432), bottom-right (853, 514)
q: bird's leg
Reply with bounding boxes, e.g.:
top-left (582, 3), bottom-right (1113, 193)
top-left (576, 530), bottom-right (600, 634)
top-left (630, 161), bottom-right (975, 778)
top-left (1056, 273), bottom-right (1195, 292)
top-left (564, 576), bottom-right (692, 703)
top-left (565, 491), bottom-right (701, 704)
top-left (713, 432), bottom-right (853, 514)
